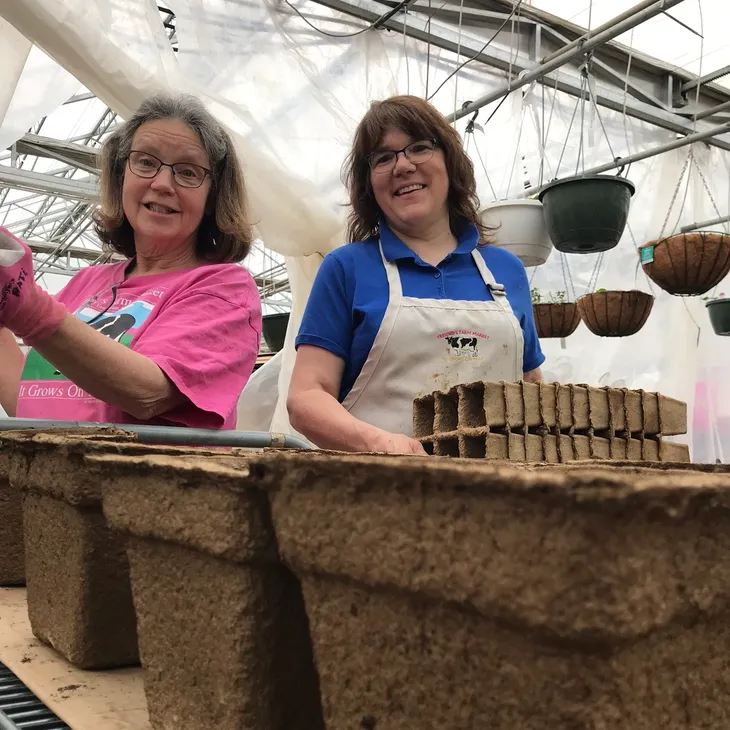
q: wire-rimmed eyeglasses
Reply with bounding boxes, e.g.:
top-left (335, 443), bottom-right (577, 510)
top-left (367, 139), bottom-right (438, 173)
top-left (127, 150), bottom-right (212, 189)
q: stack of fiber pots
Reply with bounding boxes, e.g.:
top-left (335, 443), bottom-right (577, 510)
top-left (413, 380), bottom-right (688, 462)
top-left (11, 425), bottom-right (730, 730)
top-left (3, 429), bottom-right (323, 730)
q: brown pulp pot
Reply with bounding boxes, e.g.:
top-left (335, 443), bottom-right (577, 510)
top-left (577, 290), bottom-right (654, 337)
top-left (640, 231), bottom-right (730, 296)
top-left (532, 303), bottom-right (581, 338)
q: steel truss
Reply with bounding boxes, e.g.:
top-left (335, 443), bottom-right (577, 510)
top-left (1, 0), bottom-right (729, 297)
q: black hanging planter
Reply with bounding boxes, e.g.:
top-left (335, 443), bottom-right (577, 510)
top-left (538, 175), bottom-right (635, 254)
top-left (262, 312), bottom-right (290, 352)
top-left (706, 298), bottom-right (730, 336)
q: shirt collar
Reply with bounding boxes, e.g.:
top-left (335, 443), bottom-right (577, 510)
top-left (378, 215), bottom-right (480, 262)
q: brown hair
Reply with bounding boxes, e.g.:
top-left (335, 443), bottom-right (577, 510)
top-left (93, 93), bottom-right (254, 263)
top-left (343, 94), bottom-right (495, 244)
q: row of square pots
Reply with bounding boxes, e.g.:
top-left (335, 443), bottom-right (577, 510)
top-left (3, 429), bottom-right (730, 729)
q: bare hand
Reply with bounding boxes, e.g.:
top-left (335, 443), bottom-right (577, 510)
top-left (366, 429), bottom-right (428, 455)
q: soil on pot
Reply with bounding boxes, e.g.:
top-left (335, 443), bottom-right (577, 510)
top-left (0, 449), bottom-right (24, 585)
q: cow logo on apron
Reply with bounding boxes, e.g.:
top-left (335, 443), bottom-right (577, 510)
top-left (438, 330), bottom-right (488, 361)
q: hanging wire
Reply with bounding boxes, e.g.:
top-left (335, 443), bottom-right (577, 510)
top-left (427, 0), bottom-right (523, 101)
top-left (554, 88), bottom-right (582, 179)
top-left (451, 0), bottom-right (466, 120)
top-left (425, 0), bottom-right (433, 99)
top-left (621, 29), bottom-right (635, 179)
top-left (466, 124), bottom-right (498, 201)
top-left (403, 5), bottom-right (410, 94)
top-left (283, 0), bottom-right (382, 37)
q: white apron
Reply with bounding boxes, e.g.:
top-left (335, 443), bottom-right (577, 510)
top-left (342, 242), bottom-right (524, 436)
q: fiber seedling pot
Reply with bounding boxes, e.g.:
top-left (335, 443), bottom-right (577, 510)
top-left (5, 429), bottom-right (237, 670)
top-left (538, 175), bottom-right (635, 254)
top-left (481, 199), bottom-right (553, 267)
top-left (252, 451), bottom-right (730, 729)
top-left (262, 312), bottom-right (290, 353)
top-left (639, 231), bottom-right (730, 296)
top-left (577, 289), bottom-right (654, 337)
top-left (94, 451), bottom-right (323, 730)
top-left (707, 298), bottom-right (730, 336)
top-left (532, 302), bottom-right (580, 338)
top-left (0, 444), bottom-right (24, 586)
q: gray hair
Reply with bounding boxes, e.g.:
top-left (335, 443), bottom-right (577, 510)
top-left (93, 92), bottom-right (253, 263)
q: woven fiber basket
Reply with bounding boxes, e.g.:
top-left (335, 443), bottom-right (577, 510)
top-left (577, 290), bottom-right (654, 337)
top-left (640, 231), bottom-right (730, 296)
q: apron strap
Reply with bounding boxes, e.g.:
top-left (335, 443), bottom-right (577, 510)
top-left (470, 249), bottom-right (515, 314)
top-left (378, 240), bottom-right (403, 299)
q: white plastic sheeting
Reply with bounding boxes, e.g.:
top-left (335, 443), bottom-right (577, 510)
top-left (1, 0), bottom-right (730, 459)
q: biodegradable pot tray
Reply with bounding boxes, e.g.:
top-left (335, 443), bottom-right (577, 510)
top-left (253, 451), bottom-right (730, 730)
top-left (413, 381), bottom-right (688, 462)
top-left (5, 430), bottom-right (235, 670)
top-left (92, 452), bottom-right (324, 730)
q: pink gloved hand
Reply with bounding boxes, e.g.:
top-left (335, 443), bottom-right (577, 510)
top-left (0, 227), bottom-right (67, 345)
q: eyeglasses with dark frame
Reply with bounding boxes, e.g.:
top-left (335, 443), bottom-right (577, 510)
top-left (127, 150), bottom-right (212, 189)
top-left (367, 139), bottom-right (438, 173)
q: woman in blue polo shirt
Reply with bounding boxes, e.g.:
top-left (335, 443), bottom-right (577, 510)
top-left (287, 95), bottom-right (545, 454)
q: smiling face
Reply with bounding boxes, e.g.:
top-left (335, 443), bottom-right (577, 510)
top-left (369, 127), bottom-right (450, 236)
top-left (122, 118), bottom-right (212, 259)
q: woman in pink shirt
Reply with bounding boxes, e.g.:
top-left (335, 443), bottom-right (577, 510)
top-left (0, 93), bottom-right (262, 430)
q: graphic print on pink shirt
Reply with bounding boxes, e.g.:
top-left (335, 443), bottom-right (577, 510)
top-left (17, 260), bottom-right (262, 429)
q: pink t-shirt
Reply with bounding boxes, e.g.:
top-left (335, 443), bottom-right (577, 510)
top-left (16, 260), bottom-right (262, 430)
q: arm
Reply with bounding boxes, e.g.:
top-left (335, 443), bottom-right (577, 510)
top-left (33, 314), bottom-right (186, 421)
top-left (0, 328), bottom-right (23, 416)
top-left (287, 345), bottom-right (425, 454)
top-left (523, 367), bottom-right (543, 383)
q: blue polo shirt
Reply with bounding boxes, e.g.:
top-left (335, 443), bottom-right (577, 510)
top-left (296, 219), bottom-right (545, 402)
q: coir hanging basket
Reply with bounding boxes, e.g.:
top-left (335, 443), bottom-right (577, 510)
top-left (533, 303), bottom-right (581, 338)
top-left (576, 290), bottom-right (654, 337)
top-left (538, 175), bottom-right (635, 254)
top-left (639, 231), bottom-right (730, 296)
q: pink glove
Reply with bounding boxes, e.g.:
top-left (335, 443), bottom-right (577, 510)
top-left (0, 227), bottom-right (67, 345)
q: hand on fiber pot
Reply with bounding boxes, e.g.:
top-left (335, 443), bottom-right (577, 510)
top-left (0, 228), bottom-right (67, 345)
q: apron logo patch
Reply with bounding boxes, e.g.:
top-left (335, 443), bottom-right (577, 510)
top-left (438, 330), bottom-right (488, 360)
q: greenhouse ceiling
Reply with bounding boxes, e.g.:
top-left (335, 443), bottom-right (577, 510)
top-left (0, 0), bottom-right (728, 304)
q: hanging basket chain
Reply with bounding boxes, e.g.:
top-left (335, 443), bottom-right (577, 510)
top-left (658, 150), bottom-right (693, 240)
top-left (693, 155), bottom-right (728, 231)
top-left (586, 251), bottom-right (605, 293)
top-left (559, 251), bottom-right (577, 301)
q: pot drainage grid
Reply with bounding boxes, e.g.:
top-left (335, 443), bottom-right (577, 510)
top-left (0, 662), bottom-right (70, 730)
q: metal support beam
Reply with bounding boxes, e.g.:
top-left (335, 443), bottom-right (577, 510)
top-left (524, 120), bottom-right (730, 197)
top-left (313, 0), bottom-right (730, 151)
top-left (0, 166), bottom-right (98, 200)
top-left (13, 134), bottom-right (100, 173)
top-left (680, 215), bottom-right (730, 234)
top-left (682, 63), bottom-right (730, 94)
top-left (27, 239), bottom-right (120, 263)
top-left (447, 0), bottom-right (685, 121)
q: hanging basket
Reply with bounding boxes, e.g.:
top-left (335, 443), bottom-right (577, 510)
top-left (262, 312), bottom-right (290, 352)
top-left (639, 231), bottom-right (730, 296)
top-left (538, 175), bottom-right (635, 254)
top-left (706, 298), bottom-right (730, 336)
top-left (532, 303), bottom-right (581, 338)
top-left (576, 290), bottom-right (654, 337)
top-left (480, 199), bottom-right (553, 267)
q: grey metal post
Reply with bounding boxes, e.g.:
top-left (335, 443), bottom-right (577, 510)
top-left (522, 120), bottom-right (730, 197)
